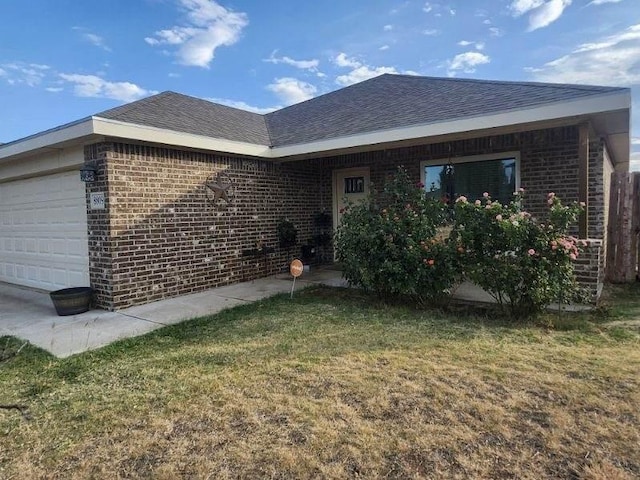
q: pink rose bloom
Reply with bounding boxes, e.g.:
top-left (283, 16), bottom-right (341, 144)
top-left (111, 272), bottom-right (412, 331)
top-left (570, 253), bottom-right (577, 260)
top-left (547, 192), bottom-right (555, 199)
top-left (483, 192), bottom-right (489, 198)
top-left (528, 249), bottom-right (535, 256)
top-left (518, 187), bottom-right (525, 193)
top-left (551, 245), bottom-right (557, 250)
top-left (579, 202), bottom-right (586, 207)
top-left (456, 195), bottom-right (468, 203)
top-left (475, 199), bottom-right (481, 206)
top-left (496, 214), bottom-right (503, 221)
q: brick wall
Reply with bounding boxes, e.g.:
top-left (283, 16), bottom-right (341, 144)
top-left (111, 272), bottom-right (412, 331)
top-left (88, 143), bottom-right (323, 309)
top-left (86, 124), bottom-right (606, 309)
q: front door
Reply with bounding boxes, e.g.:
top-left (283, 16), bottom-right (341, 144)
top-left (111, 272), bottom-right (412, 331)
top-left (333, 167), bottom-right (370, 232)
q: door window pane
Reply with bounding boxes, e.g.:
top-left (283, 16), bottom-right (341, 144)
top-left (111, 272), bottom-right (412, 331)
top-left (344, 176), bottom-right (365, 194)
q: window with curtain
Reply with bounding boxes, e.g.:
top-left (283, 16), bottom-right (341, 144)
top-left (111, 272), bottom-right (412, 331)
top-left (424, 158), bottom-right (517, 204)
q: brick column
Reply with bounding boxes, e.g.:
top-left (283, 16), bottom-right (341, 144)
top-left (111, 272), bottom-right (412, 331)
top-left (574, 239), bottom-right (603, 303)
top-left (84, 143), bottom-right (115, 310)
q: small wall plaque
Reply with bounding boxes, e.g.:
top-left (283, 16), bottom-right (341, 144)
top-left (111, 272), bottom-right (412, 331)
top-left (90, 192), bottom-right (106, 210)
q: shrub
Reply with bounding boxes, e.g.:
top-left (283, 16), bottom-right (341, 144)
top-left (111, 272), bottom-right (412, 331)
top-left (335, 167), bottom-right (459, 303)
top-left (450, 190), bottom-right (584, 317)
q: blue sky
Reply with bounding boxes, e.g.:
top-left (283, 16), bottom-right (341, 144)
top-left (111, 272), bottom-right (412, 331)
top-left (1, 0), bottom-right (638, 167)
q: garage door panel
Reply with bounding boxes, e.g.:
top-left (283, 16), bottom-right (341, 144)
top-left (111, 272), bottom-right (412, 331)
top-left (0, 171), bottom-right (89, 291)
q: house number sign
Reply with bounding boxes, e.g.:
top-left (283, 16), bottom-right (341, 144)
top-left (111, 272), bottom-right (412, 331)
top-left (90, 192), bottom-right (106, 210)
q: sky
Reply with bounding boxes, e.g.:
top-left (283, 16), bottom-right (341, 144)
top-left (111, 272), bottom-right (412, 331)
top-left (1, 0), bottom-right (639, 168)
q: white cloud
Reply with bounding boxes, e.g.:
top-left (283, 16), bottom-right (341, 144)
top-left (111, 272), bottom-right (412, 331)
top-left (527, 23), bottom-right (640, 85)
top-left (423, 29), bottom-right (441, 36)
top-left (489, 27), bottom-right (504, 37)
top-left (447, 51), bottom-right (490, 76)
top-left (379, 45), bottom-right (390, 51)
top-left (336, 65), bottom-right (399, 86)
top-left (0, 62), bottom-right (50, 86)
top-left (266, 77), bottom-right (317, 104)
top-left (45, 87), bottom-right (63, 93)
top-left (264, 51), bottom-right (320, 72)
top-left (458, 40), bottom-right (485, 50)
top-left (145, 0), bottom-right (248, 68)
top-left (589, 0), bottom-right (623, 4)
top-left (383, 24), bottom-right (393, 31)
top-left (334, 52), bottom-right (362, 68)
top-left (83, 33), bottom-right (112, 52)
top-left (423, 2), bottom-right (455, 16)
top-left (509, 0), bottom-right (545, 16)
top-left (509, 0), bottom-right (572, 31)
top-left (59, 74), bottom-right (155, 102)
top-left (528, 0), bottom-right (572, 31)
top-left (207, 97), bottom-right (279, 114)
top-left (332, 53), bottom-right (401, 86)
top-left (632, 137), bottom-right (640, 145)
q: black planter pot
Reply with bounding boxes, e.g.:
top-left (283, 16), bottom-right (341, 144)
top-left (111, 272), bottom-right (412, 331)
top-left (49, 287), bottom-right (93, 316)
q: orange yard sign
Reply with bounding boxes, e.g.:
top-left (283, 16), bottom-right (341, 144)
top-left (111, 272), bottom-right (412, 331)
top-left (290, 259), bottom-right (304, 278)
top-left (289, 259), bottom-right (303, 298)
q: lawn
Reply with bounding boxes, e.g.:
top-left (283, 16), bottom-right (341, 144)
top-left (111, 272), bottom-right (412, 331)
top-left (1, 286), bottom-right (639, 479)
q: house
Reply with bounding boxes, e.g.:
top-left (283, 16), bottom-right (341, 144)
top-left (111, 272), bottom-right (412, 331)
top-left (0, 74), bottom-right (631, 309)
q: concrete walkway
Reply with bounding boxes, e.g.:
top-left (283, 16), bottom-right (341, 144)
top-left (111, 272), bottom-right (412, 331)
top-left (0, 269), bottom-right (348, 358)
top-left (0, 268), bottom-right (587, 359)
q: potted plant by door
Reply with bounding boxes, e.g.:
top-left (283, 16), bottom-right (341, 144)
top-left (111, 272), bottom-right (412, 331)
top-left (277, 219), bottom-right (298, 250)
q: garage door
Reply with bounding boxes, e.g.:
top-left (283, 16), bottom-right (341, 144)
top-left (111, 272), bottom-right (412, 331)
top-left (0, 171), bottom-right (89, 291)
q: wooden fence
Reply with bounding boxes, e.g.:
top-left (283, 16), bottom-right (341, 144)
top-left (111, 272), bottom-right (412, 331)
top-left (606, 171), bottom-right (640, 282)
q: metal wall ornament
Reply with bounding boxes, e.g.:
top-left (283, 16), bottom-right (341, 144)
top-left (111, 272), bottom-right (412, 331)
top-left (205, 171), bottom-right (235, 206)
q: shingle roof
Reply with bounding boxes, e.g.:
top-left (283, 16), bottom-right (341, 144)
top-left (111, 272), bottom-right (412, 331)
top-left (94, 75), bottom-right (626, 148)
top-left (96, 91), bottom-right (271, 145)
top-left (265, 74), bottom-right (625, 146)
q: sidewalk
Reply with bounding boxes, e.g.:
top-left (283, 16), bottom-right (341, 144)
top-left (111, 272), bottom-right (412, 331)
top-left (0, 270), bottom-right (346, 358)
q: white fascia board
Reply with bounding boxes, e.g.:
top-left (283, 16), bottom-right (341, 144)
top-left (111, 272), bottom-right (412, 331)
top-left (270, 90), bottom-right (631, 158)
top-left (92, 117), bottom-right (272, 158)
top-left (0, 119), bottom-right (94, 161)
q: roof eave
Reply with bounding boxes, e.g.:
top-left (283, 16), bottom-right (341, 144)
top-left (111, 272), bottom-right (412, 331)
top-left (272, 90), bottom-right (631, 162)
top-left (92, 117), bottom-right (272, 158)
top-left (0, 118), bottom-right (96, 163)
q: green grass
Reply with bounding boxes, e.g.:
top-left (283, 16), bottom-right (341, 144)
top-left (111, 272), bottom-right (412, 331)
top-left (1, 286), bottom-right (639, 479)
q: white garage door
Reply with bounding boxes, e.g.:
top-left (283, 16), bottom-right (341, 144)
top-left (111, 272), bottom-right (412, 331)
top-left (0, 171), bottom-right (89, 291)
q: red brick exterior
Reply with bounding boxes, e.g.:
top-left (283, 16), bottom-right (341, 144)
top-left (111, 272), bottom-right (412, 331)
top-left (86, 124), bottom-right (606, 309)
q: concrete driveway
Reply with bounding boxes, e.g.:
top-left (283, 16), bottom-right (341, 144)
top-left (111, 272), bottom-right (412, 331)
top-left (0, 269), bottom-right (347, 358)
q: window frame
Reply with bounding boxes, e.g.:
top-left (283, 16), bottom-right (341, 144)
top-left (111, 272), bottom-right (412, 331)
top-left (419, 150), bottom-right (521, 201)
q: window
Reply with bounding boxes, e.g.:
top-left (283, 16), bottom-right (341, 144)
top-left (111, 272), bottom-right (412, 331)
top-left (421, 153), bottom-right (519, 204)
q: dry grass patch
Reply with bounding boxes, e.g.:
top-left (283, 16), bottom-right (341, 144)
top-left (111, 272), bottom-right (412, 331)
top-left (1, 286), bottom-right (639, 479)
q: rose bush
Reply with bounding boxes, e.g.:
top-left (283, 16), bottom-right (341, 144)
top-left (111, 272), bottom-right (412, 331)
top-left (335, 167), bottom-right (460, 303)
top-left (336, 167), bottom-right (584, 318)
top-left (451, 190), bottom-right (584, 317)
